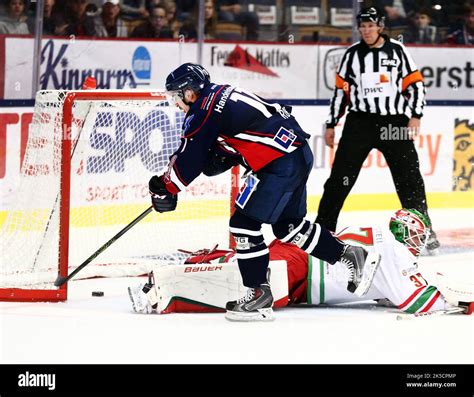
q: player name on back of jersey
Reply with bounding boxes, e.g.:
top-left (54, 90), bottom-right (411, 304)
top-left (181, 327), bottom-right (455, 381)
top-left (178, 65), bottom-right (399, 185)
top-left (214, 85), bottom-right (233, 113)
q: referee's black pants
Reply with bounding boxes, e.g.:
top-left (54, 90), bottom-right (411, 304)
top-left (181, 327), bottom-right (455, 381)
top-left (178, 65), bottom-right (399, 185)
top-left (316, 112), bottom-right (431, 232)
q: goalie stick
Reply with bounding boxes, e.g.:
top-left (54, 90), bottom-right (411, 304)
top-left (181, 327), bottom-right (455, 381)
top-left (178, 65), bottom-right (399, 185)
top-left (396, 307), bottom-right (466, 321)
top-left (54, 206), bottom-right (153, 287)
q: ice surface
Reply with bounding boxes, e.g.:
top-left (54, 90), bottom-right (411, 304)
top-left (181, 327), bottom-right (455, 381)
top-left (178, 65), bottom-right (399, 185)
top-left (1, 208), bottom-right (473, 364)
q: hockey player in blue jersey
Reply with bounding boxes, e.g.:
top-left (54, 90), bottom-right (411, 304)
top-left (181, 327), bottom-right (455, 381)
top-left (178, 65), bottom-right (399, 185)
top-left (148, 63), bottom-right (381, 321)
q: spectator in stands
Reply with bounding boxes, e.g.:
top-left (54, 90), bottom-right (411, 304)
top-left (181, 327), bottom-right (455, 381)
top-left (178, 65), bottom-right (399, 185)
top-left (179, 0), bottom-right (217, 40)
top-left (0, 0), bottom-right (30, 34)
top-left (144, 0), bottom-right (173, 14)
top-left (121, 0), bottom-right (149, 21)
top-left (174, 0), bottom-right (193, 21)
top-left (27, 0), bottom-right (58, 35)
top-left (85, 0), bottom-right (128, 37)
top-left (445, 3), bottom-right (474, 45)
top-left (85, 1), bottom-right (98, 13)
top-left (165, 0), bottom-right (180, 38)
top-left (42, 0), bottom-right (59, 34)
top-left (415, 0), bottom-right (450, 27)
top-left (373, 0), bottom-right (407, 26)
top-left (54, 0), bottom-right (89, 36)
top-left (215, 0), bottom-right (259, 40)
top-left (402, 8), bottom-right (438, 44)
top-left (131, 4), bottom-right (172, 37)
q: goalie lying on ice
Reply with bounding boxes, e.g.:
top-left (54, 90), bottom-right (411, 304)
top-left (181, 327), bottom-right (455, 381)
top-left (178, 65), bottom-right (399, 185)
top-left (128, 210), bottom-right (474, 316)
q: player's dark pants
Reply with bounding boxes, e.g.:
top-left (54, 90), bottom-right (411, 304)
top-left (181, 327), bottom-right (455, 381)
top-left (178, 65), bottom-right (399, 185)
top-left (239, 143), bottom-right (314, 224)
top-left (230, 143), bottom-right (343, 287)
top-left (316, 112), bottom-right (431, 232)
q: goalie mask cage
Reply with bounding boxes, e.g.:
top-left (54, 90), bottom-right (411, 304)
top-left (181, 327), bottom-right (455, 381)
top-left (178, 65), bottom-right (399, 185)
top-left (0, 90), bottom-right (239, 301)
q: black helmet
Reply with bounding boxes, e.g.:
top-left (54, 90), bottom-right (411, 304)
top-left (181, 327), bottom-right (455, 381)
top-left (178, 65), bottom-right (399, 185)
top-left (165, 63), bottom-right (211, 94)
top-left (357, 7), bottom-right (385, 27)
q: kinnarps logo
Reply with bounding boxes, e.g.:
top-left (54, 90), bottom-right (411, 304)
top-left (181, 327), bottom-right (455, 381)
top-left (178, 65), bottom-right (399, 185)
top-left (40, 40), bottom-right (137, 89)
top-left (132, 46), bottom-right (152, 86)
top-left (40, 40), bottom-right (152, 89)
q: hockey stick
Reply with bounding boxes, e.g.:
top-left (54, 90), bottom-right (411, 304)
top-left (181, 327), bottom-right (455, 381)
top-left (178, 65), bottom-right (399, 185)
top-left (54, 206), bottom-right (154, 287)
top-left (396, 307), bottom-right (465, 321)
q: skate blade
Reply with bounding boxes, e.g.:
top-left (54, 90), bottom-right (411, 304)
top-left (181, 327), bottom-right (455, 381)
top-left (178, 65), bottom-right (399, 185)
top-left (225, 308), bottom-right (275, 322)
top-left (354, 252), bottom-right (381, 297)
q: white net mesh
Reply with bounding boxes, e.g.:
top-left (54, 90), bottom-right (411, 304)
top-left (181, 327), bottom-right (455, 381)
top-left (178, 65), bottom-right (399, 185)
top-left (0, 90), bottom-right (233, 292)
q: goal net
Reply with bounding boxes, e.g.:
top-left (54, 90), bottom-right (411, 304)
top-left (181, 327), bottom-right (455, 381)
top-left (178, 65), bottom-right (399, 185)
top-left (0, 90), bottom-right (238, 301)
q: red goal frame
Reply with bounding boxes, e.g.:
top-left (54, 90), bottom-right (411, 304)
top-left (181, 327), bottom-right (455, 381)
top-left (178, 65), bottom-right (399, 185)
top-left (0, 91), bottom-right (239, 302)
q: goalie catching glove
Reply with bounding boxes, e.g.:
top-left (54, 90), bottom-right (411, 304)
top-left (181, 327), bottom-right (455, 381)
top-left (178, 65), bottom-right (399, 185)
top-left (149, 175), bottom-right (177, 212)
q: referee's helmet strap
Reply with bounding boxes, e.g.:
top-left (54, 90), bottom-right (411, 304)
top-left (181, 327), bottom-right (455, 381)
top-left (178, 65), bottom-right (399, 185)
top-left (357, 6), bottom-right (385, 27)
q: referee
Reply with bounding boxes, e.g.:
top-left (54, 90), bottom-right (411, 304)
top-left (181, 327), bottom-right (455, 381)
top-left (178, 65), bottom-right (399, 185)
top-left (316, 6), bottom-right (440, 254)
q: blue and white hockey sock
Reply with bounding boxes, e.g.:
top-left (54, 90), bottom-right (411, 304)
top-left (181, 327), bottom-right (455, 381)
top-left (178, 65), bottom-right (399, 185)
top-left (280, 220), bottom-right (344, 264)
top-left (230, 212), bottom-right (269, 288)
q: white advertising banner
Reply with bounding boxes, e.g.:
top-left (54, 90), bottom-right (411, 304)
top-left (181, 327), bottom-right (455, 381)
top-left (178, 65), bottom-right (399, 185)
top-left (4, 37), bottom-right (196, 99)
top-left (318, 44), bottom-right (474, 101)
top-left (4, 37), bottom-right (318, 100)
top-left (1, 105), bottom-right (471, 211)
top-left (0, 107), bottom-right (33, 209)
top-left (4, 37), bottom-right (473, 100)
top-left (203, 43), bottom-right (318, 99)
top-left (289, 105), bottom-right (473, 195)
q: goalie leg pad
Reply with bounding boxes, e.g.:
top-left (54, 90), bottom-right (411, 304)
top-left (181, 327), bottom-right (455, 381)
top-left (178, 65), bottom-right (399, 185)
top-left (141, 259), bottom-right (289, 314)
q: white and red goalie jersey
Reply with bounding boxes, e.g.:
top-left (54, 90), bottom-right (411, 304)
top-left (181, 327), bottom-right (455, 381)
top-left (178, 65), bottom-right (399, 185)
top-left (311, 225), bottom-right (449, 312)
top-left (140, 225), bottom-right (467, 315)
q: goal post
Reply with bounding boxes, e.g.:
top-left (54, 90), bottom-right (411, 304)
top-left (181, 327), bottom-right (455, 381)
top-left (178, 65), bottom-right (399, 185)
top-left (0, 90), bottom-right (239, 301)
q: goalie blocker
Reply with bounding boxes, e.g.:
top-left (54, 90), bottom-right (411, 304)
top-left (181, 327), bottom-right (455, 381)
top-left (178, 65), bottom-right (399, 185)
top-left (128, 226), bottom-right (474, 316)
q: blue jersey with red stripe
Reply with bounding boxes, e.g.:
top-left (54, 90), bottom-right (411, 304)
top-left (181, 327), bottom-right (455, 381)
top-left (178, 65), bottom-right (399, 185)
top-left (163, 84), bottom-right (310, 193)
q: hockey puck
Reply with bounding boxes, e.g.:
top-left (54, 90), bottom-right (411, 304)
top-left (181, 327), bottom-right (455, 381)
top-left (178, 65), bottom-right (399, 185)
top-left (92, 291), bottom-right (104, 297)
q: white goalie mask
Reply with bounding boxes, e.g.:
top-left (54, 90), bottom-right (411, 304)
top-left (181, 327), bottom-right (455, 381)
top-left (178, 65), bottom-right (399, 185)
top-left (389, 208), bottom-right (430, 256)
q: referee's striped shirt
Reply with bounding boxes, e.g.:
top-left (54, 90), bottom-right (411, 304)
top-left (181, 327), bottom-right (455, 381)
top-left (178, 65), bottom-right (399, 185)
top-left (326, 34), bottom-right (426, 128)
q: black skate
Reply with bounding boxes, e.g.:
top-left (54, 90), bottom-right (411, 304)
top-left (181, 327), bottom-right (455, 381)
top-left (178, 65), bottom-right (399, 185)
top-left (225, 283), bottom-right (274, 322)
top-left (340, 245), bottom-right (381, 297)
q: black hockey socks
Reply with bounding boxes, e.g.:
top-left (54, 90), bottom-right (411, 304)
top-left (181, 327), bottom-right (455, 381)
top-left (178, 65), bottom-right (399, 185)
top-left (230, 211), bottom-right (269, 288)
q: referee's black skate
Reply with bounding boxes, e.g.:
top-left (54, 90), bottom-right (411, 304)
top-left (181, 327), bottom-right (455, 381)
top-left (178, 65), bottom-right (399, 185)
top-left (340, 244), bottom-right (381, 297)
top-left (225, 283), bottom-right (274, 322)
